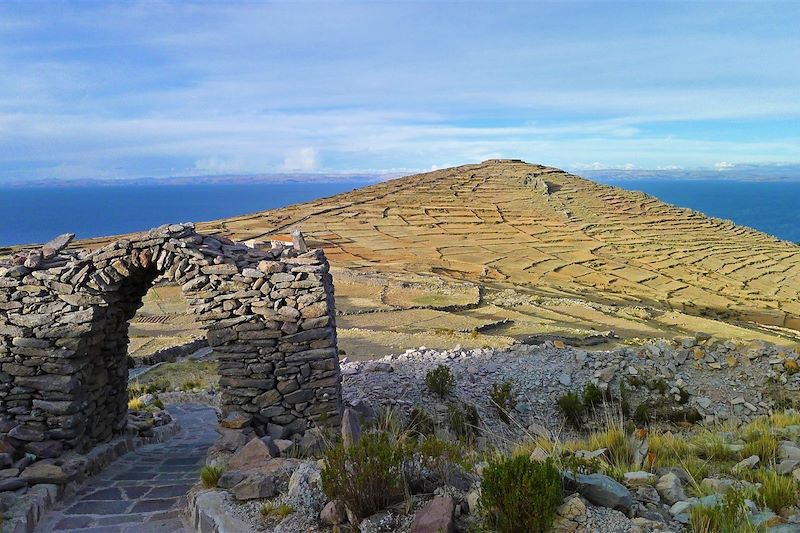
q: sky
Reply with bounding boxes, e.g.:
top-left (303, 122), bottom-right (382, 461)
top-left (1, 1), bottom-right (799, 182)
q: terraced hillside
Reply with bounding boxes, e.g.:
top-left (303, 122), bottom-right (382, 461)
top-left (24, 160), bottom-right (800, 357)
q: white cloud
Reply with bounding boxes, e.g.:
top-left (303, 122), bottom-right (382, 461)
top-left (715, 161), bottom-right (735, 170)
top-left (282, 148), bottom-right (318, 172)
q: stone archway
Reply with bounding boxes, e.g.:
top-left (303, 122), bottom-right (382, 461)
top-left (0, 223), bottom-right (341, 456)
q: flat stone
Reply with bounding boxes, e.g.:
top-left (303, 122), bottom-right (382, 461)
top-left (21, 461), bottom-right (68, 484)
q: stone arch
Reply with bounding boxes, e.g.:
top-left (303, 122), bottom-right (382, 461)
top-left (0, 223), bottom-right (341, 455)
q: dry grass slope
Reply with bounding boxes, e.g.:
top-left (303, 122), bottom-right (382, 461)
top-left (51, 160), bottom-right (800, 354)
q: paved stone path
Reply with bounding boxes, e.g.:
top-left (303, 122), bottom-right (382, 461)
top-left (36, 404), bottom-right (218, 533)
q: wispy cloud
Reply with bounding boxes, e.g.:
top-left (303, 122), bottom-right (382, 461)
top-left (0, 1), bottom-right (798, 181)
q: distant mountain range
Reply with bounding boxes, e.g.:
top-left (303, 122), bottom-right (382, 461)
top-left (583, 163), bottom-right (800, 182)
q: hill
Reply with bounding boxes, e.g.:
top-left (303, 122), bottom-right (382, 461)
top-left (51, 160), bottom-right (800, 356)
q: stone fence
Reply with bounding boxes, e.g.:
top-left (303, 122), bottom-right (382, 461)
top-left (0, 223), bottom-right (341, 463)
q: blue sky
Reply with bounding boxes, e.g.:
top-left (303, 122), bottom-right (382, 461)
top-left (1, 1), bottom-right (799, 181)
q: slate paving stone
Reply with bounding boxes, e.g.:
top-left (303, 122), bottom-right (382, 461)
top-left (35, 404), bottom-right (217, 533)
top-left (84, 487), bottom-right (125, 500)
top-left (65, 500), bottom-right (132, 515)
top-left (54, 516), bottom-right (93, 530)
top-left (130, 498), bottom-right (180, 513)
top-left (147, 484), bottom-right (195, 498)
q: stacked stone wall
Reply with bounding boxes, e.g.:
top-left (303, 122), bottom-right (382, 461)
top-left (0, 223), bottom-right (340, 459)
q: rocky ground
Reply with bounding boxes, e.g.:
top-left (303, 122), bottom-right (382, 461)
top-left (184, 335), bottom-right (800, 533)
top-left (341, 335), bottom-right (800, 440)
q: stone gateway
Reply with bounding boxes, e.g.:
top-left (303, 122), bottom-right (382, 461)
top-left (0, 223), bottom-right (341, 457)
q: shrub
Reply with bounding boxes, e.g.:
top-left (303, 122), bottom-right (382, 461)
top-left (405, 406), bottom-right (435, 437)
top-left (557, 391), bottom-right (584, 429)
top-left (200, 465), bottom-right (224, 488)
top-left (582, 383), bottom-right (604, 411)
top-left (320, 432), bottom-right (406, 520)
top-left (649, 378), bottom-right (669, 395)
top-left (447, 402), bottom-right (480, 443)
top-left (405, 436), bottom-right (470, 490)
top-left (634, 402), bottom-right (651, 426)
top-left (689, 488), bottom-right (759, 533)
top-left (490, 380), bottom-right (517, 423)
top-left (480, 455), bottom-right (562, 533)
top-left (425, 365), bottom-right (456, 398)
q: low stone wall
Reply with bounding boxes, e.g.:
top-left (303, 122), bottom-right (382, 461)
top-left (0, 415), bottom-right (180, 533)
top-left (188, 489), bottom-right (255, 533)
top-left (0, 222), bottom-right (341, 472)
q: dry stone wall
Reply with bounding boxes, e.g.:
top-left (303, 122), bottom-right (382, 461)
top-left (0, 223), bottom-right (341, 459)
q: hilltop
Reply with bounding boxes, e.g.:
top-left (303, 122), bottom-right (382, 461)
top-left (34, 160), bottom-right (800, 357)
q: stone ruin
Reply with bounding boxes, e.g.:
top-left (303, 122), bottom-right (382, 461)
top-left (0, 223), bottom-right (341, 460)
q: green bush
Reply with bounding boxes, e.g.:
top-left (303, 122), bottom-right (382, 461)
top-left (199, 465), bottom-right (224, 488)
top-left (634, 402), bottom-right (651, 426)
top-left (405, 435), bottom-right (470, 489)
top-left (320, 432), bottom-right (406, 520)
top-left (490, 380), bottom-right (517, 423)
top-left (582, 383), bottom-right (604, 411)
top-left (557, 391), bottom-right (584, 429)
top-left (480, 455), bottom-right (562, 533)
top-left (425, 365), bottom-right (456, 398)
top-left (447, 402), bottom-right (480, 443)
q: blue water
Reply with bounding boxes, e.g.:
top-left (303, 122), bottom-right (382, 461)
top-left (601, 180), bottom-right (800, 244)
top-left (0, 182), bottom-right (372, 246)
top-left (1, 179), bottom-right (798, 247)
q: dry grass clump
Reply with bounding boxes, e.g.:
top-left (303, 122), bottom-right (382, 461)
top-left (199, 465), bottom-right (224, 488)
top-left (739, 468), bottom-right (798, 513)
top-left (260, 502), bottom-right (293, 519)
top-left (689, 488), bottom-right (760, 533)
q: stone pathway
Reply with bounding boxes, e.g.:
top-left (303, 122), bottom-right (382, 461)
top-left (36, 404), bottom-right (218, 533)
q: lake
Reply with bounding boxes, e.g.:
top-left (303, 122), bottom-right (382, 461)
top-left (1, 178), bottom-right (798, 246)
top-left (600, 179), bottom-right (800, 244)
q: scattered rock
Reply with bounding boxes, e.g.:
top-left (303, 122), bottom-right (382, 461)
top-left (410, 495), bottom-right (455, 533)
top-left (655, 472), bottom-right (687, 505)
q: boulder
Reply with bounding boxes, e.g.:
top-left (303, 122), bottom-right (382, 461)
top-left (410, 496), bottom-right (455, 533)
top-left (228, 437), bottom-right (279, 470)
top-left (564, 472), bottom-right (633, 513)
top-left (623, 471), bottom-right (655, 486)
top-left (217, 470), bottom-right (247, 489)
top-left (776, 460), bottom-right (800, 475)
top-left (556, 495), bottom-right (587, 523)
top-left (779, 442), bottom-right (800, 460)
top-left (231, 474), bottom-right (276, 500)
top-left (655, 472), bottom-right (686, 505)
top-left (342, 408), bottom-right (361, 450)
top-left (220, 411), bottom-right (252, 429)
top-left (320, 500), bottom-right (347, 525)
top-left (213, 428), bottom-right (250, 452)
top-left (286, 462), bottom-right (324, 511)
top-left (733, 455), bottom-right (760, 472)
